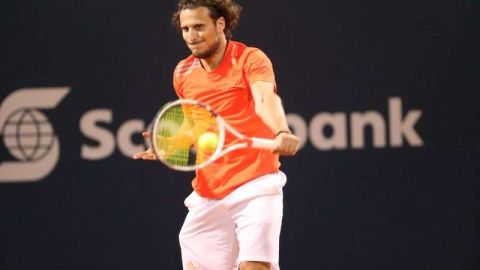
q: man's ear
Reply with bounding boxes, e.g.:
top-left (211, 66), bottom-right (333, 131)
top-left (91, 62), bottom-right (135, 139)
top-left (216, 17), bottom-right (226, 33)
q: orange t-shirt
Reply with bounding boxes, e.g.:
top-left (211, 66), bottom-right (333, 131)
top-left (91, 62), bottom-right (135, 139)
top-left (173, 41), bottom-right (280, 199)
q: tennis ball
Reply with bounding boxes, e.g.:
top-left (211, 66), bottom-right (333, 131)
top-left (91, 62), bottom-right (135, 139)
top-left (197, 132), bottom-right (219, 152)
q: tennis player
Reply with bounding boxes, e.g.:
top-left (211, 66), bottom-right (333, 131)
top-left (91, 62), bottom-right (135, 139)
top-left (133, 0), bottom-right (300, 269)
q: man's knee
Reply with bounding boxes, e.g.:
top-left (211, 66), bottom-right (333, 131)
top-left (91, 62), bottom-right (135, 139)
top-left (239, 261), bottom-right (270, 270)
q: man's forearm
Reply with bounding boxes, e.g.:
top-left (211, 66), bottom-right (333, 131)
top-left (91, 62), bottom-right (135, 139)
top-left (252, 84), bottom-right (290, 135)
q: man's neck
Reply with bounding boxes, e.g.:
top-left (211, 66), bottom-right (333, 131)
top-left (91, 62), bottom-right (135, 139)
top-left (200, 39), bottom-right (228, 72)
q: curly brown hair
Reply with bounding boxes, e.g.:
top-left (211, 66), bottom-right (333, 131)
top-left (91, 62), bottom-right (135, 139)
top-left (171, 0), bottom-right (242, 40)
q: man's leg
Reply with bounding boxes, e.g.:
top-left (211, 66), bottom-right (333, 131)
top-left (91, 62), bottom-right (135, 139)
top-left (227, 172), bottom-right (286, 270)
top-left (179, 192), bottom-right (238, 270)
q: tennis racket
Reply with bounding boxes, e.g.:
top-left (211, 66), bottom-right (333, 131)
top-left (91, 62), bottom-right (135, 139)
top-left (150, 99), bottom-right (277, 171)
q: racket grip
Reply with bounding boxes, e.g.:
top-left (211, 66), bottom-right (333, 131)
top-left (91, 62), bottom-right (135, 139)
top-left (251, 138), bottom-right (277, 150)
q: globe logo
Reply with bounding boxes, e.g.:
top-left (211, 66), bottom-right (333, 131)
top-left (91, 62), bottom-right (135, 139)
top-left (2, 109), bottom-right (55, 162)
top-left (0, 87), bottom-right (69, 183)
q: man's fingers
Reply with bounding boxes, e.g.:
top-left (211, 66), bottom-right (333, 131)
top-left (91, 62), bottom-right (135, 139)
top-left (132, 151), bottom-right (157, 160)
top-left (142, 153), bottom-right (157, 160)
top-left (142, 131), bottom-right (152, 138)
top-left (132, 153), bottom-right (143, 159)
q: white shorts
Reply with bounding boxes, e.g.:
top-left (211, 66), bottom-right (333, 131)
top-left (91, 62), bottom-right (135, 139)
top-left (179, 171), bottom-right (287, 270)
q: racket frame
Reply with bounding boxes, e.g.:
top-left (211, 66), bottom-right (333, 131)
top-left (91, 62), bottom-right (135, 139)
top-left (151, 99), bottom-right (277, 171)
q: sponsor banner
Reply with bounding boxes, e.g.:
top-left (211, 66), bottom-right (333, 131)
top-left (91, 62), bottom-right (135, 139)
top-left (1, 88), bottom-right (424, 183)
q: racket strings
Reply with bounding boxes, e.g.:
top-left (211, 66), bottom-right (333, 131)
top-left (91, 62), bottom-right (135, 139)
top-left (154, 104), bottom-right (220, 168)
top-left (156, 105), bottom-right (191, 166)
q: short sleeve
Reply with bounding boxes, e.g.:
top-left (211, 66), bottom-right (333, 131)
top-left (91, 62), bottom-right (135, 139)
top-left (173, 63), bottom-right (184, 98)
top-left (243, 49), bottom-right (276, 89)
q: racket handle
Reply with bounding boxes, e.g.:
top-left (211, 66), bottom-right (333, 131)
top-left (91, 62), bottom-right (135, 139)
top-left (251, 137), bottom-right (277, 150)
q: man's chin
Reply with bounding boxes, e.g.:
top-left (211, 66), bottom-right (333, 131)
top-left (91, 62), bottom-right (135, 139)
top-left (191, 46), bottom-right (218, 59)
top-left (192, 50), bottom-right (209, 58)
top-left (192, 51), bottom-right (203, 57)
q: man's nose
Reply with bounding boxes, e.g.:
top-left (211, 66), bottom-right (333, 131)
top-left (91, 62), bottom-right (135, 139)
top-left (186, 30), bottom-right (199, 42)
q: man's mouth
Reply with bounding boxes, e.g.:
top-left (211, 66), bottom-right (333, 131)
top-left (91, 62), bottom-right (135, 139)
top-left (188, 41), bottom-right (203, 47)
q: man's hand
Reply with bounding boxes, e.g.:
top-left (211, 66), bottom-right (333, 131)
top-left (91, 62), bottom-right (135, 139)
top-left (132, 131), bottom-right (157, 160)
top-left (273, 132), bottom-right (300, 156)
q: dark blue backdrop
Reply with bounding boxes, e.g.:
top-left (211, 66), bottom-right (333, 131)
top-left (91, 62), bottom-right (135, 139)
top-left (1, 0), bottom-right (478, 269)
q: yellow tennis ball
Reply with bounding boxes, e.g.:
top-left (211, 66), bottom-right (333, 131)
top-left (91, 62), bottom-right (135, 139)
top-left (197, 132), bottom-right (219, 152)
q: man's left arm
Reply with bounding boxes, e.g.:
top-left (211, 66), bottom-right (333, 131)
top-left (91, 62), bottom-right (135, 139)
top-left (251, 81), bottom-right (300, 156)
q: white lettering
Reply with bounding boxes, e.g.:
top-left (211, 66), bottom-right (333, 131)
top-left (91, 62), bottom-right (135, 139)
top-left (77, 97), bottom-right (424, 160)
top-left (286, 113), bottom-right (307, 149)
top-left (80, 109), bottom-right (115, 160)
top-left (351, 111), bottom-right (386, 149)
top-left (389, 97), bottom-right (423, 147)
top-left (117, 119), bottom-right (145, 157)
top-left (310, 113), bottom-right (347, 150)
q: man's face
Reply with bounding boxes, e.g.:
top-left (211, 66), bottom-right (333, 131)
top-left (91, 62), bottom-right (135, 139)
top-left (179, 7), bottom-right (225, 59)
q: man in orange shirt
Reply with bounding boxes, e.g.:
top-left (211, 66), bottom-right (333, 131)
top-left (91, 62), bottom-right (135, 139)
top-left (134, 0), bottom-right (300, 269)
